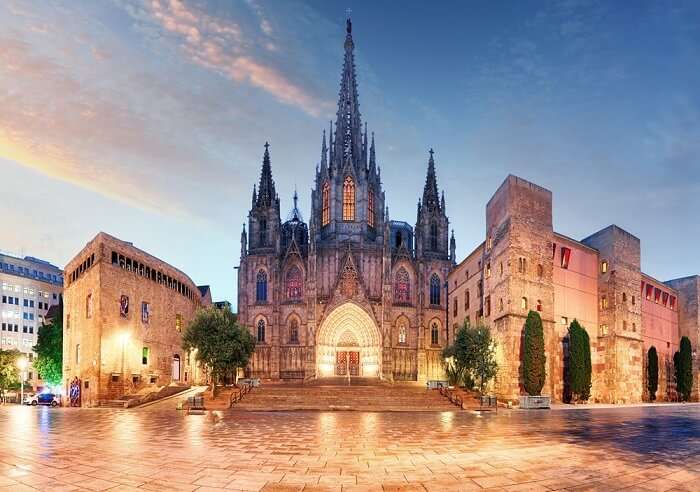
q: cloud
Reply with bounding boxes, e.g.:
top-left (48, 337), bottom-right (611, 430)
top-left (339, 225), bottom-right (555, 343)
top-left (121, 0), bottom-right (332, 117)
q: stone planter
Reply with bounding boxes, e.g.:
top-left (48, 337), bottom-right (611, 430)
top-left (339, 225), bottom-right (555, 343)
top-left (519, 395), bottom-right (551, 409)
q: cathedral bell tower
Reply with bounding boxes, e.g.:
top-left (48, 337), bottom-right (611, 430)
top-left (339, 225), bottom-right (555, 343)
top-left (416, 149), bottom-right (450, 260)
top-left (311, 18), bottom-right (385, 246)
top-left (248, 142), bottom-right (281, 255)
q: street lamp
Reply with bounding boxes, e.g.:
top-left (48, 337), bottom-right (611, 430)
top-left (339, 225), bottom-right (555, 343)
top-left (17, 357), bottom-right (27, 405)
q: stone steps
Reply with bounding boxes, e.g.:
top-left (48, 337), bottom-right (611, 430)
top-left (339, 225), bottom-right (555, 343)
top-left (234, 384), bottom-right (457, 412)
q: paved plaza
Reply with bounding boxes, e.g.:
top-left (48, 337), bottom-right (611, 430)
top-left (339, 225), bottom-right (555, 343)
top-left (0, 403), bottom-right (699, 492)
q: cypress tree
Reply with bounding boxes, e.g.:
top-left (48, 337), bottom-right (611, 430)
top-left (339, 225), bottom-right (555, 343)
top-left (679, 336), bottom-right (693, 402)
top-left (674, 350), bottom-right (681, 399)
top-left (568, 320), bottom-right (591, 402)
top-left (647, 346), bottom-right (658, 402)
top-left (522, 310), bottom-right (546, 396)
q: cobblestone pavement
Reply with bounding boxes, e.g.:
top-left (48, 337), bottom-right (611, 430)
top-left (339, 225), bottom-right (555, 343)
top-left (0, 404), bottom-right (699, 491)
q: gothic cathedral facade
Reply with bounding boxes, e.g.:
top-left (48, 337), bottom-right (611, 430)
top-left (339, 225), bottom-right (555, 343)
top-left (237, 19), bottom-right (456, 382)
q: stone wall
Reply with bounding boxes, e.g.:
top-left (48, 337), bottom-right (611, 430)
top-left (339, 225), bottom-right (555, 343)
top-left (665, 276), bottom-right (700, 401)
top-left (63, 233), bottom-right (206, 406)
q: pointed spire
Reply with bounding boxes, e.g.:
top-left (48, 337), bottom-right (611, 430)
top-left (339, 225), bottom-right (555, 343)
top-left (256, 142), bottom-right (276, 208)
top-left (241, 223), bottom-right (248, 258)
top-left (422, 148), bottom-right (440, 213)
top-left (369, 131), bottom-right (376, 174)
top-left (328, 120), bottom-right (334, 170)
top-left (450, 229), bottom-right (456, 264)
top-left (252, 184), bottom-right (257, 207)
top-left (320, 130), bottom-right (328, 176)
top-left (334, 16), bottom-right (362, 170)
top-left (363, 122), bottom-right (368, 168)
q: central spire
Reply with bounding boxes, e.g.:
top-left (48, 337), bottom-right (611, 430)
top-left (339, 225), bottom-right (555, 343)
top-left (422, 149), bottom-right (441, 213)
top-left (333, 16), bottom-right (362, 170)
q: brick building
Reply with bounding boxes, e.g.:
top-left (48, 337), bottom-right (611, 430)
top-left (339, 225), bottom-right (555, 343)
top-left (448, 175), bottom-right (698, 404)
top-left (62, 233), bottom-right (210, 406)
top-left (0, 252), bottom-right (63, 392)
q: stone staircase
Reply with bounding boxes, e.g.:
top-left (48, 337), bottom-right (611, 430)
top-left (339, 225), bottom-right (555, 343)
top-left (233, 379), bottom-right (458, 412)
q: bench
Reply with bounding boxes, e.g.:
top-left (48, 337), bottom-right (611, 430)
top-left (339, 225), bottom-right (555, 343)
top-left (426, 380), bottom-right (448, 390)
top-left (186, 395), bottom-right (205, 414)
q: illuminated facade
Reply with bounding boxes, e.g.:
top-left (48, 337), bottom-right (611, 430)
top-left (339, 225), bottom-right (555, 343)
top-left (0, 252), bottom-right (63, 391)
top-left (237, 19), bottom-right (455, 382)
top-left (449, 175), bottom-right (698, 403)
top-left (62, 233), bottom-right (210, 406)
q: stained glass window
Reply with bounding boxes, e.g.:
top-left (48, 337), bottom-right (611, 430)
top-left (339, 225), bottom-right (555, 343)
top-left (257, 319), bottom-right (266, 343)
top-left (322, 182), bottom-right (330, 226)
top-left (289, 319), bottom-right (299, 344)
top-left (429, 274), bottom-right (441, 305)
top-left (343, 176), bottom-right (355, 221)
top-left (394, 267), bottom-right (410, 304)
top-left (286, 266), bottom-right (302, 300)
top-left (368, 189), bottom-right (375, 228)
top-left (256, 270), bottom-right (267, 302)
top-left (431, 322), bottom-right (439, 345)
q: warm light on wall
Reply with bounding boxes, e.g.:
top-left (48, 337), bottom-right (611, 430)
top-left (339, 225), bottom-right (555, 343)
top-left (319, 363), bottom-right (335, 376)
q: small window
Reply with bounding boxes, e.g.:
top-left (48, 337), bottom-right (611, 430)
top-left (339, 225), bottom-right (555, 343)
top-left (453, 298), bottom-right (458, 317)
top-left (537, 264), bottom-right (543, 278)
top-left (430, 323), bottom-right (439, 345)
top-left (465, 290), bottom-right (470, 310)
top-left (622, 292), bottom-right (627, 303)
top-left (561, 316), bottom-right (568, 326)
top-left (599, 324), bottom-right (609, 337)
top-left (601, 260), bottom-right (608, 274)
top-left (111, 374), bottom-right (120, 383)
top-left (499, 262), bottom-right (504, 277)
top-left (499, 298), bottom-right (504, 312)
top-left (485, 296), bottom-right (491, 317)
top-left (560, 247), bottom-right (571, 269)
top-left (632, 322), bottom-right (637, 332)
top-left (518, 257), bottom-right (527, 274)
top-left (486, 263), bottom-right (491, 278)
top-left (289, 319), bottom-right (299, 344)
top-left (257, 319), bottom-right (266, 343)
top-left (632, 296), bottom-right (636, 305)
top-left (149, 376), bottom-right (157, 384)
top-left (175, 314), bottom-right (183, 333)
top-left (132, 375), bottom-right (140, 384)
top-left (601, 296), bottom-right (608, 310)
top-left (521, 297), bottom-right (528, 310)
top-left (142, 347), bottom-right (149, 365)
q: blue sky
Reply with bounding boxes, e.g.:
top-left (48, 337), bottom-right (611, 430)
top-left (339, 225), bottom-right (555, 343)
top-left (1, 0), bottom-right (699, 305)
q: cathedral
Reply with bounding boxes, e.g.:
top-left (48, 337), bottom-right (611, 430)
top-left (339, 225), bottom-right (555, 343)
top-left (237, 19), bottom-right (455, 382)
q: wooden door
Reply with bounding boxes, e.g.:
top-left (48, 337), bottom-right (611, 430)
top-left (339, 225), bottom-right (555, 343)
top-left (335, 351), bottom-right (347, 376)
top-left (348, 351), bottom-right (360, 376)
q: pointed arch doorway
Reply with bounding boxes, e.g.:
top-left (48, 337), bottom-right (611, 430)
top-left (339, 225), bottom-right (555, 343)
top-left (316, 302), bottom-right (382, 378)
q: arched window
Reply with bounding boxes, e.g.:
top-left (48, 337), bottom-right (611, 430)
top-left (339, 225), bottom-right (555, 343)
top-left (259, 219), bottom-right (267, 247)
top-left (429, 274), bottom-right (441, 305)
top-left (256, 319), bottom-right (266, 343)
top-left (289, 318), bottom-right (299, 344)
top-left (430, 222), bottom-right (438, 251)
top-left (431, 322), bottom-right (439, 345)
top-left (521, 297), bottom-right (528, 310)
top-left (343, 176), bottom-right (355, 221)
top-left (453, 298), bottom-right (458, 317)
top-left (321, 182), bottom-right (330, 227)
top-left (368, 189), bottom-right (375, 228)
top-left (394, 267), bottom-right (411, 304)
top-left (465, 290), bottom-right (470, 310)
top-left (256, 270), bottom-right (267, 302)
top-left (286, 266), bottom-right (302, 300)
top-left (398, 320), bottom-right (407, 345)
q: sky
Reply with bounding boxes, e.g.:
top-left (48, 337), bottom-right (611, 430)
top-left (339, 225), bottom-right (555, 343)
top-left (1, 0), bottom-right (699, 306)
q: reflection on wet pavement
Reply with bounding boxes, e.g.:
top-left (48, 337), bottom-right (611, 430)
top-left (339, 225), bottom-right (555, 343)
top-left (0, 404), bottom-right (699, 491)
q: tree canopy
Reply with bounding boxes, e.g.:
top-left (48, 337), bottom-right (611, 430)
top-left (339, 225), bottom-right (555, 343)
top-left (647, 346), bottom-right (658, 402)
top-left (522, 310), bottom-right (546, 396)
top-left (567, 319), bottom-right (592, 402)
top-left (0, 349), bottom-right (22, 398)
top-left (677, 336), bottom-right (693, 402)
top-left (33, 305), bottom-right (63, 386)
top-left (443, 322), bottom-right (498, 394)
top-left (182, 307), bottom-right (255, 396)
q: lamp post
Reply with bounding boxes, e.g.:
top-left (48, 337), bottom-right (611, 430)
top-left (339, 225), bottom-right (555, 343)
top-left (17, 357), bottom-right (27, 405)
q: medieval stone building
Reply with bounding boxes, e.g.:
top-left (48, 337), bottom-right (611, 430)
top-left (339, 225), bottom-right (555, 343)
top-left (237, 19), bottom-right (455, 382)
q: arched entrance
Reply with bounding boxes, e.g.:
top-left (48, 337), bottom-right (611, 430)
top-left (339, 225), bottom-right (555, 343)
top-left (316, 302), bottom-right (382, 378)
top-left (172, 354), bottom-right (181, 381)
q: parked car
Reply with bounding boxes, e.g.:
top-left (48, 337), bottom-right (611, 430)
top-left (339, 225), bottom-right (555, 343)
top-left (25, 393), bottom-right (60, 407)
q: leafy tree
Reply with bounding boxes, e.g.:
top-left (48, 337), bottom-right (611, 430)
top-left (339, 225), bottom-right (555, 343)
top-left (182, 307), bottom-right (255, 397)
top-left (678, 336), bottom-right (693, 402)
top-left (443, 322), bottom-right (498, 394)
top-left (33, 305), bottom-right (63, 386)
top-left (522, 310), bottom-right (546, 396)
top-left (647, 346), bottom-right (658, 402)
top-left (567, 319), bottom-right (591, 402)
top-left (0, 349), bottom-right (22, 401)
